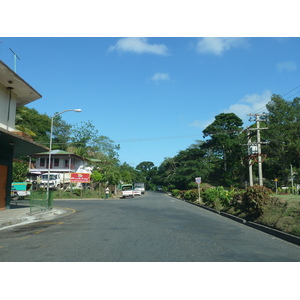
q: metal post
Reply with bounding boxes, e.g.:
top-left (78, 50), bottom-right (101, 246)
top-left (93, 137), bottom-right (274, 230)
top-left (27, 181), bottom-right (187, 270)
top-left (9, 48), bottom-right (20, 73)
top-left (291, 164), bottom-right (294, 194)
top-left (47, 109), bottom-right (82, 201)
top-left (46, 116), bottom-right (54, 200)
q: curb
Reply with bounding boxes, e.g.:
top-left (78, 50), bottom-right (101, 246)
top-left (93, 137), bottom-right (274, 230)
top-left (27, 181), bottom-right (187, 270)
top-left (173, 196), bottom-right (300, 247)
top-left (0, 208), bottom-right (68, 230)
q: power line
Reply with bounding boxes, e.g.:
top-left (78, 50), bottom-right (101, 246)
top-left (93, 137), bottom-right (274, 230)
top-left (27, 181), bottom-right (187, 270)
top-left (248, 83), bottom-right (300, 115)
top-left (282, 84), bottom-right (300, 98)
top-left (115, 134), bottom-right (201, 143)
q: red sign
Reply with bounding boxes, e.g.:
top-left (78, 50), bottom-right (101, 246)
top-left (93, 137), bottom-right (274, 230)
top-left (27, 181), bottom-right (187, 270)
top-left (71, 173), bottom-right (90, 183)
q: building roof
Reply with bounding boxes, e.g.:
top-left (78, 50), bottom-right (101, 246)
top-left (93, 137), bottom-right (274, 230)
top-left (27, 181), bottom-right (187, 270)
top-left (33, 150), bottom-right (75, 155)
top-left (0, 126), bottom-right (48, 157)
top-left (0, 60), bottom-right (42, 107)
top-left (32, 150), bottom-right (103, 163)
top-left (32, 150), bottom-right (85, 160)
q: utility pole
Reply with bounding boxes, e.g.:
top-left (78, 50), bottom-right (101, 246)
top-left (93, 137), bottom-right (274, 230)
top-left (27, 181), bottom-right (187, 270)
top-left (246, 127), bottom-right (254, 186)
top-left (247, 113), bottom-right (268, 186)
top-left (290, 164), bottom-right (295, 194)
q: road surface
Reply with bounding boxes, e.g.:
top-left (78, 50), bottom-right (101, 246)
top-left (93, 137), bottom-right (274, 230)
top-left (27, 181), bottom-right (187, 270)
top-left (0, 191), bottom-right (299, 261)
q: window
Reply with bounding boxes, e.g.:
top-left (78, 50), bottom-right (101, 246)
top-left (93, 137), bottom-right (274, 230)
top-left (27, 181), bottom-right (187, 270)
top-left (65, 159), bottom-right (69, 168)
top-left (40, 158), bottom-right (45, 167)
top-left (54, 158), bottom-right (59, 167)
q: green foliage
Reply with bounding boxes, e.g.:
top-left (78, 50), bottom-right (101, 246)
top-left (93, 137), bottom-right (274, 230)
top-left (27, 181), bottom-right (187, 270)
top-left (154, 141), bottom-right (214, 190)
top-left (12, 161), bottom-right (28, 182)
top-left (202, 113), bottom-right (245, 186)
top-left (202, 186), bottom-right (234, 208)
top-left (183, 189), bottom-right (199, 202)
top-left (171, 189), bottom-right (180, 197)
top-left (16, 107), bottom-right (51, 145)
top-left (202, 188), bottom-right (220, 206)
top-left (91, 170), bottom-right (105, 183)
top-left (69, 120), bottom-right (120, 159)
top-left (241, 185), bottom-right (273, 216)
top-left (136, 161), bottom-right (157, 190)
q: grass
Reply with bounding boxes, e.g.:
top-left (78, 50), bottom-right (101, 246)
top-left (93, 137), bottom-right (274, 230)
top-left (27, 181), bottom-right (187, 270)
top-left (53, 189), bottom-right (105, 199)
top-left (195, 192), bottom-right (300, 237)
top-left (225, 194), bottom-right (300, 237)
top-left (256, 194), bottom-right (300, 236)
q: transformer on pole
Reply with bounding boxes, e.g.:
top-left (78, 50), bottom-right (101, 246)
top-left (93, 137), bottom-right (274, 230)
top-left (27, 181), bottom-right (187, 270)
top-left (246, 113), bottom-right (268, 186)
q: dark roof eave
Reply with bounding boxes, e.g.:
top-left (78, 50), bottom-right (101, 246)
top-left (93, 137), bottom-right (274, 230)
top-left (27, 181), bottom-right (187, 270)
top-left (0, 127), bottom-right (49, 157)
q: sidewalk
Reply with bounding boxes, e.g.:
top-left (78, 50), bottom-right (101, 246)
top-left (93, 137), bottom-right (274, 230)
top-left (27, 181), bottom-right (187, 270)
top-left (0, 197), bottom-right (119, 230)
top-left (0, 204), bottom-right (69, 231)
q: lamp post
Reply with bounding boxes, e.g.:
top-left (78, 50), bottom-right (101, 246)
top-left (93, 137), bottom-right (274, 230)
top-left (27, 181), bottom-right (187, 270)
top-left (47, 109), bottom-right (82, 198)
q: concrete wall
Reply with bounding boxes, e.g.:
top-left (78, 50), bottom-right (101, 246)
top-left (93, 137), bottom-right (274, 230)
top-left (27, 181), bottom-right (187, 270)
top-left (0, 83), bottom-right (17, 131)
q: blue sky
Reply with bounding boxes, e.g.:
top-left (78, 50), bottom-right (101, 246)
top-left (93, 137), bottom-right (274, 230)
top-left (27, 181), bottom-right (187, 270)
top-left (1, 37), bottom-right (300, 167)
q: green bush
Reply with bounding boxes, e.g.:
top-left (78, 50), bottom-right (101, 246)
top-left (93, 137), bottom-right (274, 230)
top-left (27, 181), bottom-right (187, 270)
top-left (183, 189), bottom-right (198, 202)
top-left (171, 189), bottom-right (180, 198)
top-left (202, 186), bottom-right (234, 208)
top-left (241, 185), bottom-right (273, 217)
top-left (202, 188), bottom-right (219, 206)
top-left (230, 189), bottom-right (245, 211)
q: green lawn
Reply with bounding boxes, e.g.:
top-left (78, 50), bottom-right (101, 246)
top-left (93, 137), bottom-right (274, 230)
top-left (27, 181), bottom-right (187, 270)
top-left (255, 194), bottom-right (300, 236)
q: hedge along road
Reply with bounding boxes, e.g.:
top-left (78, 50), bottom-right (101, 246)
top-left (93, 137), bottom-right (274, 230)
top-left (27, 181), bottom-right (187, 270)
top-left (0, 191), bottom-right (299, 262)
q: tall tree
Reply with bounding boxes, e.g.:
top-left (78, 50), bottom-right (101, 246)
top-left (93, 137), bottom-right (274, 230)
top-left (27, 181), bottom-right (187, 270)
top-left (69, 120), bottom-right (120, 159)
top-left (136, 161), bottom-right (157, 189)
top-left (154, 141), bottom-right (216, 190)
top-left (15, 107), bottom-right (51, 145)
top-left (202, 113), bottom-right (244, 185)
top-left (264, 95), bottom-right (300, 183)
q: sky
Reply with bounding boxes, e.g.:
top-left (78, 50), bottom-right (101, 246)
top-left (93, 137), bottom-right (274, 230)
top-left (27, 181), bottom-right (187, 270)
top-left (1, 37), bottom-right (300, 167)
top-left (1, 1), bottom-right (298, 293)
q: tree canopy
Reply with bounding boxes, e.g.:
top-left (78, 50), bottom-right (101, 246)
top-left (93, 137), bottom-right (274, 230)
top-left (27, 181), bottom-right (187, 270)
top-left (15, 94), bottom-right (300, 191)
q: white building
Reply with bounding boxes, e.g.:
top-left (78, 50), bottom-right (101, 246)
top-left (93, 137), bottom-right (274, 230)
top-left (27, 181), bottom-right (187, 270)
top-left (30, 150), bottom-right (98, 176)
top-left (0, 60), bottom-right (47, 210)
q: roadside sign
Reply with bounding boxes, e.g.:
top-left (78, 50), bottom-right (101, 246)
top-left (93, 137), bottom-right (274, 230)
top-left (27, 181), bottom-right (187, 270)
top-left (71, 173), bottom-right (90, 183)
top-left (195, 177), bottom-right (201, 201)
top-left (195, 177), bottom-right (201, 184)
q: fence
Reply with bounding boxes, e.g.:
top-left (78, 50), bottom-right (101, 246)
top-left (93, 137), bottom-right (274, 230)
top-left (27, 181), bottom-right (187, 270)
top-left (30, 190), bottom-right (53, 214)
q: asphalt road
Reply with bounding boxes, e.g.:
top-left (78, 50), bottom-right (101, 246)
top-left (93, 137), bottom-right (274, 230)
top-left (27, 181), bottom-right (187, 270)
top-left (0, 191), bottom-right (299, 262)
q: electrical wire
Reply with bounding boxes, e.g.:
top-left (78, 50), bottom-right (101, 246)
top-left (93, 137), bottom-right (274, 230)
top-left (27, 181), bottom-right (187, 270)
top-left (248, 83), bottom-right (300, 115)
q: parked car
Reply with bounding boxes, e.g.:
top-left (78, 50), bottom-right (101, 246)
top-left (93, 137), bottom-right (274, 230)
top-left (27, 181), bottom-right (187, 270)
top-left (134, 183), bottom-right (145, 194)
top-left (10, 187), bottom-right (19, 200)
top-left (121, 184), bottom-right (134, 198)
top-left (133, 188), bottom-right (142, 196)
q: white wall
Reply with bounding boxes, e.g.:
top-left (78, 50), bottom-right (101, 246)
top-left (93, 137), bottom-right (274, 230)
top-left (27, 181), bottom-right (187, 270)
top-left (0, 83), bottom-right (17, 131)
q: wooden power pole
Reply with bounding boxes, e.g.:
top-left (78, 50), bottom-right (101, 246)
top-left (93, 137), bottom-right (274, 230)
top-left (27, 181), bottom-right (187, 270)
top-left (247, 113), bottom-right (268, 186)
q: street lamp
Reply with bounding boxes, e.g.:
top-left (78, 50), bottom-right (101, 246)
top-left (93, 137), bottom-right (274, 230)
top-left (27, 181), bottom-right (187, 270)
top-left (47, 109), bottom-right (82, 196)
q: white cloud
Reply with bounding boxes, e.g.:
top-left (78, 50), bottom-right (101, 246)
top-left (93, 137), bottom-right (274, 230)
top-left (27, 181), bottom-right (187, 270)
top-left (276, 61), bottom-right (297, 72)
top-left (189, 90), bottom-right (272, 130)
top-left (223, 90), bottom-right (272, 123)
top-left (196, 37), bottom-right (248, 56)
top-left (188, 119), bottom-right (214, 130)
top-left (109, 37), bottom-right (169, 55)
top-left (152, 72), bottom-right (170, 82)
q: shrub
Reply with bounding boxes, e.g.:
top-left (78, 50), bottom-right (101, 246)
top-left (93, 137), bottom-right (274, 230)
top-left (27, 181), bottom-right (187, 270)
top-left (171, 189), bottom-right (180, 198)
top-left (202, 187), bottom-right (219, 206)
top-left (241, 185), bottom-right (273, 217)
top-left (183, 189), bottom-right (198, 202)
top-left (230, 189), bottom-right (245, 211)
top-left (202, 186), bottom-right (234, 209)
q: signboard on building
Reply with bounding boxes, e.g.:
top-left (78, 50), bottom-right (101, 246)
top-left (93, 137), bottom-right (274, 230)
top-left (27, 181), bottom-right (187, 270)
top-left (71, 173), bottom-right (90, 183)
